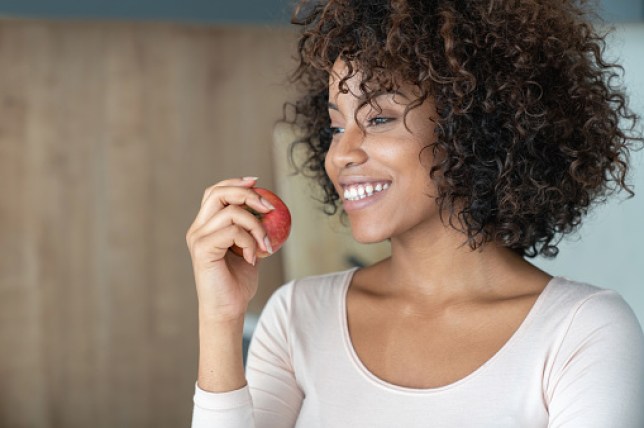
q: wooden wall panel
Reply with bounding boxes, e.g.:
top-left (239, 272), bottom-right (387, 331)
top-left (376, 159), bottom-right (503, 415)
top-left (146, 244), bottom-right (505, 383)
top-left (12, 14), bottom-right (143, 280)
top-left (0, 19), bottom-right (297, 427)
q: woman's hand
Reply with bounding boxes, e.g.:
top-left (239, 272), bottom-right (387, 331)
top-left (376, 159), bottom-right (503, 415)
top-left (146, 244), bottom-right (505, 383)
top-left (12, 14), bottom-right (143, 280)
top-left (186, 177), bottom-right (273, 323)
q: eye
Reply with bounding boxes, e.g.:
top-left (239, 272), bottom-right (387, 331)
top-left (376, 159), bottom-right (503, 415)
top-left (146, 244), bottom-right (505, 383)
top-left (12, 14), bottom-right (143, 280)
top-left (368, 117), bottom-right (393, 126)
top-left (328, 126), bottom-right (345, 136)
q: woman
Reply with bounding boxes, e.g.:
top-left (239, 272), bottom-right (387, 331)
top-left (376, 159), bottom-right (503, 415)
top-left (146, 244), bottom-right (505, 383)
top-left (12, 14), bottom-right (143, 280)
top-left (188, 0), bottom-right (644, 426)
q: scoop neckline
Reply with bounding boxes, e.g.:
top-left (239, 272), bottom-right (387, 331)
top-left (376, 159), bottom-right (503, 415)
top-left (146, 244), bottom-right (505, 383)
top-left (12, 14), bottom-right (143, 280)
top-left (339, 267), bottom-right (559, 394)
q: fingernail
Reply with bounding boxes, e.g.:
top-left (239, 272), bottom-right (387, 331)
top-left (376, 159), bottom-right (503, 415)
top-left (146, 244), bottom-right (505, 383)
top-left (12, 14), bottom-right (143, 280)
top-left (243, 176), bottom-right (258, 181)
top-left (263, 236), bottom-right (273, 255)
top-left (260, 196), bottom-right (275, 210)
top-left (252, 255), bottom-right (257, 266)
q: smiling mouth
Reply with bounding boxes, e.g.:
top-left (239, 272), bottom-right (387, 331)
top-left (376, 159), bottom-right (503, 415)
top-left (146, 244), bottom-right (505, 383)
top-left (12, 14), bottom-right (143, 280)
top-left (342, 182), bottom-right (390, 201)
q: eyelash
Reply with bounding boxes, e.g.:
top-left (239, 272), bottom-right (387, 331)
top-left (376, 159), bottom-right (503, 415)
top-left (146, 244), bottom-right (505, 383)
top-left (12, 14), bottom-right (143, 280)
top-left (328, 117), bottom-right (393, 136)
top-left (369, 117), bottom-right (392, 126)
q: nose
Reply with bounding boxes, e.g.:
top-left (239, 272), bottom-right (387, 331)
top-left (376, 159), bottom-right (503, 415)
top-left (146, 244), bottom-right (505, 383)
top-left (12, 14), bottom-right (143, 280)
top-left (327, 125), bottom-right (368, 169)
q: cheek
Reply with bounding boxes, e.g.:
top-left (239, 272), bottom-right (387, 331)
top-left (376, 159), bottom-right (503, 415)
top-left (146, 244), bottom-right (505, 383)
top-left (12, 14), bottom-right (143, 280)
top-left (418, 144), bottom-right (435, 172)
top-left (323, 146), bottom-right (336, 179)
top-left (323, 153), bottom-right (338, 193)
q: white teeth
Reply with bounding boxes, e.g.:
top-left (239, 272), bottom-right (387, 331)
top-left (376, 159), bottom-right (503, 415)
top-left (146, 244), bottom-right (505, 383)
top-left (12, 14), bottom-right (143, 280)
top-left (342, 182), bottom-right (390, 201)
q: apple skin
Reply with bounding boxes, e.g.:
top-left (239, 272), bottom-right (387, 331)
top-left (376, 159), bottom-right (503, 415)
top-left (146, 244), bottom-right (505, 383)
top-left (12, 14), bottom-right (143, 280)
top-left (231, 187), bottom-right (292, 258)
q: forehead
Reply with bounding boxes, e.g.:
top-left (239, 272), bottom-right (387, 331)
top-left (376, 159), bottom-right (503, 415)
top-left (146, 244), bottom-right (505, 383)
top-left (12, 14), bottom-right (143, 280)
top-left (328, 58), bottom-right (419, 105)
top-left (328, 58), bottom-right (360, 97)
top-left (329, 58), bottom-right (352, 83)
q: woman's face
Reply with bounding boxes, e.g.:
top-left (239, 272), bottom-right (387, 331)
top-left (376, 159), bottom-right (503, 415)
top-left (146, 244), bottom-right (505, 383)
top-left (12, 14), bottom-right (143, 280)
top-left (325, 59), bottom-right (440, 244)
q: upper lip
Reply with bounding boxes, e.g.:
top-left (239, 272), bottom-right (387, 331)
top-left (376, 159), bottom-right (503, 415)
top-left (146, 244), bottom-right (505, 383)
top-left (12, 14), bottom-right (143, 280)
top-left (337, 176), bottom-right (392, 187)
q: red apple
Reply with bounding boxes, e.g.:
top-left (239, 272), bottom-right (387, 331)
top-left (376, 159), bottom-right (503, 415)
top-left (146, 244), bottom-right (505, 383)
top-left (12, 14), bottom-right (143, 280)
top-left (231, 187), bottom-right (291, 258)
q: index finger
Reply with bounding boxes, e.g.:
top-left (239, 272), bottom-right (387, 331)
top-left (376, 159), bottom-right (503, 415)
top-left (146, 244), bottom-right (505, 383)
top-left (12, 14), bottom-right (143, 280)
top-left (195, 185), bottom-right (272, 229)
top-left (201, 176), bottom-right (258, 207)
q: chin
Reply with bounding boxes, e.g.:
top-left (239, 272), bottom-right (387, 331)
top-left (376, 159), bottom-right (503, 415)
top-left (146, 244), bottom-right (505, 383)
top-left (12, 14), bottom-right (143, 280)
top-left (349, 225), bottom-right (392, 245)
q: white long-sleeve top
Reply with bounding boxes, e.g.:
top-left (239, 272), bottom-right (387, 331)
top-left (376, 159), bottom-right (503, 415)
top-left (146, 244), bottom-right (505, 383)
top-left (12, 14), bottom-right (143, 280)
top-left (192, 268), bottom-right (644, 427)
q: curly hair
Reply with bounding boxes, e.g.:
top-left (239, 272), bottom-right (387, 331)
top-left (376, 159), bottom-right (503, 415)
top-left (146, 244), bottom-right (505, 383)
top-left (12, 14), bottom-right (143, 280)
top-left (284, 0), bottom-right (642, 258)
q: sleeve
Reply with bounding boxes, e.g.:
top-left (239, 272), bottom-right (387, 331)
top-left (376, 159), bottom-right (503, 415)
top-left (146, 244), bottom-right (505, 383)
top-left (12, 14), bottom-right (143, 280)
top-left (191, 281), bottom-right (303, 428)
top-left (192, 384), bottom-right (254, 427)
top-left (546, 290), bottom-right (644, 428)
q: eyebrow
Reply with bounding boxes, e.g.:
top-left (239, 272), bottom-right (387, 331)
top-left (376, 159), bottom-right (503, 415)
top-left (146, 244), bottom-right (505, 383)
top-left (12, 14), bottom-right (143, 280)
top-left (327, 90), bottom-right (410, 111)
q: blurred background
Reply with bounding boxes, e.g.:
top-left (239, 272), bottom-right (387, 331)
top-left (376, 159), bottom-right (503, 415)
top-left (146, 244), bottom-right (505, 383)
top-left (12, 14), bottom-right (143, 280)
top-left (0, 1), bottom-right (642, 427)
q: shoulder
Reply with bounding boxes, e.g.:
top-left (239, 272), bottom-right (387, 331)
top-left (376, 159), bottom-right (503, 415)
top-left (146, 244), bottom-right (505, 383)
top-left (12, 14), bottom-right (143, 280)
top-left (268, 268), bottom-right (357, 305)
top-left (542, 278), bottom-right (644, 425)
top-left (261, 268), bottom-right (356, 319)
top-left (542, 276), bottom-right (644, 370)
top-left (291, 268), bottom-right (356, 297)
top-left (544, 277), bottom-right (642, 332)
top-left (291, 268), bottom-right (358, 289)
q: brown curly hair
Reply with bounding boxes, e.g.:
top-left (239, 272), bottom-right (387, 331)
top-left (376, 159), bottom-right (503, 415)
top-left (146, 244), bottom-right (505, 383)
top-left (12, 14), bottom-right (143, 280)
top-left (284, 0), bottom-right (642, 258)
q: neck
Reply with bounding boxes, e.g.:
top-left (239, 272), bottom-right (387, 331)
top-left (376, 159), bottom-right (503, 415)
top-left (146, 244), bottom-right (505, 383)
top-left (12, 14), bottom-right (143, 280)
top-left (379, 221), bottom-right (539, 305)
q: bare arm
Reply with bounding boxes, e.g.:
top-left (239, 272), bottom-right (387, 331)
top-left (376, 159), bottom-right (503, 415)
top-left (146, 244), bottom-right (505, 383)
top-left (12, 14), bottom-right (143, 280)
top-left (197, 316), bottom-right (246, 392)
top-left (186, 177), bottom-right (271, 393)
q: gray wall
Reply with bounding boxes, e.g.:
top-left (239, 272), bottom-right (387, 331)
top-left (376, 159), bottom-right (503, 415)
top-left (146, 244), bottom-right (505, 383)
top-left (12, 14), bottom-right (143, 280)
top-left (0, 0), bottom-right (294, 23)
top-left (0, 0), bottom-right (642, 23)
top-left (602, 0), bottom-right (644, 21)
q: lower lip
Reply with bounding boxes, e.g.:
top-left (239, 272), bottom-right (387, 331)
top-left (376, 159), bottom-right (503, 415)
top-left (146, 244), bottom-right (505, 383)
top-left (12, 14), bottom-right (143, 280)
top-left (342, 187), bottom-right (389, 212)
